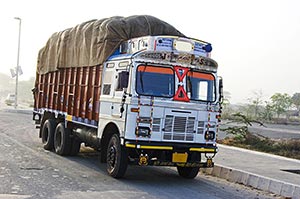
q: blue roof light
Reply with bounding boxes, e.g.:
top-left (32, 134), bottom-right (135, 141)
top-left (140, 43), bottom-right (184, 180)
top-left (203, 44), bottom-right (212, 53)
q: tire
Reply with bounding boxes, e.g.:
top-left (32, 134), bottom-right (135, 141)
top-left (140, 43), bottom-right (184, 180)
top-left (100, 149), bottom-right (107, 163)
top-left (69, 138), bottom-right (81, 156)
top-left (106, 134), bottom-right (128, 178)
top-left (54, 123), bottom-right (72, 156)
top-left (41, 119), bottom-right (57, 150)
top-left (177, 166), bottom-right (200, 179)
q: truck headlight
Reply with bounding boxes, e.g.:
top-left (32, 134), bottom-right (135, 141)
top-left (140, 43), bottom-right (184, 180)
top-left (205, 131), bottom-right (215, 140)
top-left (136, 127), bottom-right (151, 137)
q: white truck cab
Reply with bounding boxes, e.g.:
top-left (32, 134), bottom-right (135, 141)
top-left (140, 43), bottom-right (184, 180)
top-left (98, 35), bottom-right (222, 178)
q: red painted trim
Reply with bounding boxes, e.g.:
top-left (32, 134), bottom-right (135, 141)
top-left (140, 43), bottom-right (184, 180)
top-left (174, 66), bottom-right (189, 82)
top-left (173, 85), bottom-right (190, 102)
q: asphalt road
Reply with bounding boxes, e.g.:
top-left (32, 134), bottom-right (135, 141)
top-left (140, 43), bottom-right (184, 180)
top-left (0, 110), bottom-right (279, 199)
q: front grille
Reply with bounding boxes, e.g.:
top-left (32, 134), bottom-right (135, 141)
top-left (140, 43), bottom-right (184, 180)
top-left (187, 117), bottom-right (195, 133)
top-left (197, 121), bottom-right (205, 134)
top-left (164, 115), bottom-right (173, 132)
top-left (174, 117), bottom-right (186, 132)
top-left (163, 115), bottom-right (196, 141)
top-left (137, 117), bottom-right (161, 132)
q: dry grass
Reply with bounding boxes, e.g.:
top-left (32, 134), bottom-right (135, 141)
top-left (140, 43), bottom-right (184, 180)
top-left (219, 113), bottom-right (300, 160)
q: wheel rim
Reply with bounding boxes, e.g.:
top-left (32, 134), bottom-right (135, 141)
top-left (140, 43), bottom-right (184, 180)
top-left (106, 134), bottom-right (128, 178)
top-left (55, 130), bottom-right (62, 151)
top-left (107, 144), bottom-right (117, 170)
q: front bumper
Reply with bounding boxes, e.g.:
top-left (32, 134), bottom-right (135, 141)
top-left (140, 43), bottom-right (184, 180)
top-left (124, 140), bottom-right (217, 167)
top-left (125, 140), bottom-right (218, 153)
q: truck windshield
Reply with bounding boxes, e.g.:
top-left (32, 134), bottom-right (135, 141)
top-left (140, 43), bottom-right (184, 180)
top-left (136, 65), bottom-right (174, 97)
top-left (187, 71), bottom-right (215, 102)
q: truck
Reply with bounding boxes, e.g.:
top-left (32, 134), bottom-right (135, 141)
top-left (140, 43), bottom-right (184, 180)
top-left (33, 15), bottom-right (223, 179)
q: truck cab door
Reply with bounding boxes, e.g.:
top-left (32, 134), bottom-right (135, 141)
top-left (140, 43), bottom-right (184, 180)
top-left (112, 71), bottom-right (129, 117)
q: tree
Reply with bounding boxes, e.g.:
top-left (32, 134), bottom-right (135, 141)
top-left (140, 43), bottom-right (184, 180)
top-left (220, 112), bottom-right (264, 143)
top-left (270, 93), bottom-right (292, 118)
top-left (291, 93), bottom-right (300, 115)
top-left (260, 101), bottom-right (274, 121)
top-left (222, 91), bottom-right (231, 106)
top-left (221, 91), bottom-right (232, 119)
top-left (247, 90), bottom-right (264, 119)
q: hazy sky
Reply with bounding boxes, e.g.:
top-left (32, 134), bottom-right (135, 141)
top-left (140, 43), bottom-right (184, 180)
top-left (0, 0), bottom-right (299, 103)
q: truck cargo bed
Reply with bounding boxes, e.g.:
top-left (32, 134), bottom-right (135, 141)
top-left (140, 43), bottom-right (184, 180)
top-left (34, 66), bottom-right (102, 126)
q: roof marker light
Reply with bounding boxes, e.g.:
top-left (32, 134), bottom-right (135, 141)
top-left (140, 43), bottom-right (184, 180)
top-left (203, 44), bottom-right (212, 53)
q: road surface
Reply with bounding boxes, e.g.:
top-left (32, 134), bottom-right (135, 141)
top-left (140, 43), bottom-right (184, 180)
top-left (0, 110), bottom-right (279, 199)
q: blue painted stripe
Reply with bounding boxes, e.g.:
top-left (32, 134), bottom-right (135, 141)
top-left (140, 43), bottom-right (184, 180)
top-left (36, 108), bottom-right (98, 128)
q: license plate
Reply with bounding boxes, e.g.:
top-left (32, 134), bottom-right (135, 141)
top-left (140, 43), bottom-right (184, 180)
top-left (172, 153), bottom-right (188, 163)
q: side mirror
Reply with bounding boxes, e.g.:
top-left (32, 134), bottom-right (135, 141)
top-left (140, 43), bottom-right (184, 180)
top-left (218, 77), bottom-right (224, 103)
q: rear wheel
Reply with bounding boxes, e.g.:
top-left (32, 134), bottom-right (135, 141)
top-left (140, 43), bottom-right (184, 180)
top-left (41, 119), bottom-right (57, 150)
top-left (177, 166), bottom-right (200, 179)
top-left (106, 134), bottom-right (128, 178)
top-left (54, 123), bottom-right (72, 156)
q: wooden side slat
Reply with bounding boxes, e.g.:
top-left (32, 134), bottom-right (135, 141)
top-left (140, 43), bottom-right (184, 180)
top-left (74, 68), bottom-right (83, 117)
top-left (42, 74), bottom-right (48, 109)
top-left (53, 71), bottom-right (58, 110)
top-left (79, 67), bottom-right (88, 118)
top-left (68, 67), bottom-right (76, 116)
top-left (93, 66), bottom-right (102, 121)
top-left (86, 66), bottom-right (96, 120)
top-left (63, 68), bottom-right (71, 112)
top-left (48, 72), bottom-right (54, 109)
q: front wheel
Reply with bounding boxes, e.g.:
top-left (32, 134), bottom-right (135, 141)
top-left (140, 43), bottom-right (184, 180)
top-left (106, 134), bottom-right (128, 178)
top-left (177, 166), bottom-right (200, 179)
